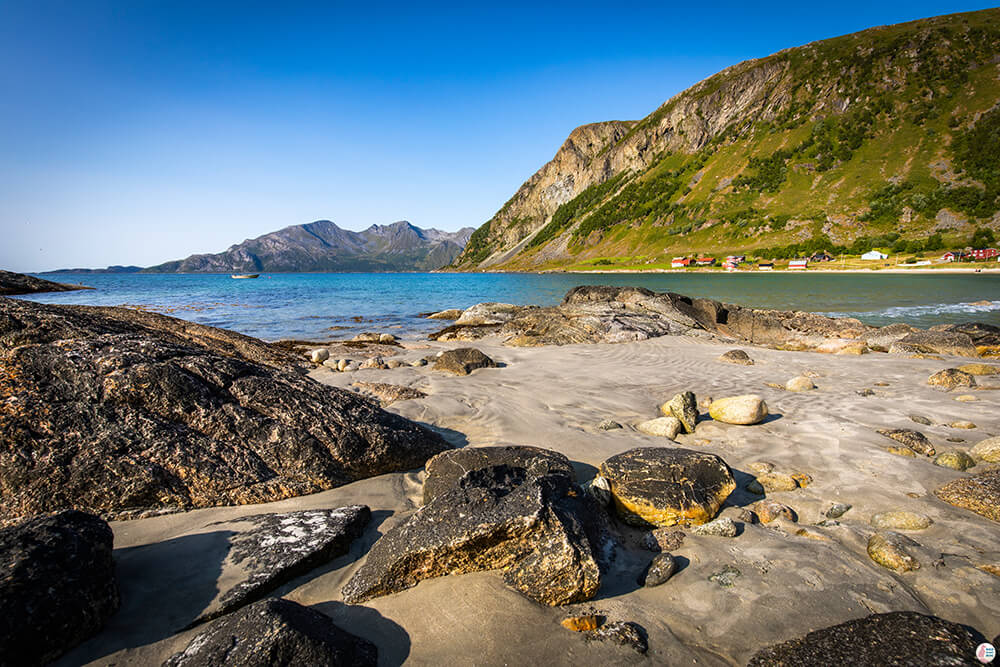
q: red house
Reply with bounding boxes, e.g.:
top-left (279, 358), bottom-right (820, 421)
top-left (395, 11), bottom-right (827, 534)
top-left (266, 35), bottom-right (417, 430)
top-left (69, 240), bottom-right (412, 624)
top-left (972, 248), bottom-right (998, 261)
top-left (696, 257), bottom-right (716, 266)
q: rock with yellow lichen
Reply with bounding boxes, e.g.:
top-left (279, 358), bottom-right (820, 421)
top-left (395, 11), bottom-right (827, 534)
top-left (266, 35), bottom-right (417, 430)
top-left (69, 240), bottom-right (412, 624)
top-left (596, 447), bottom-right (735, 527)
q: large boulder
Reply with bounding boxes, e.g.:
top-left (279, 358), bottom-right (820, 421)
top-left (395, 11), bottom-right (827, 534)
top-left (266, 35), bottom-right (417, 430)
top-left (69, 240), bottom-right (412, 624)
top-left (970, 436), bottom-right (1000, 463)
top-left (433, 347), bottom-right (498, 375)
top-left (0, 510), bottom-right (119, 665)
top-left (0, 298), bottom-right (448, 525)
top-left (747, 611), bottom-right (982, 666)
top-left (597, 447), bottom-right (735, 527)
top-left (876, 428), bottom-right (935, 457)
top-left (422, 446), bottom-right (575, 505)
top-left (864, 323), bottom-right (920, 352)
top-left (165, 598), bottom-right (376, 667)
top-left (342, 463), bottom-right (607, 606)
top-left (195, 507), bottom-right (371, 624)
top-left (708, 395), bottom-right (768, 425)
top-left (935, 467), bottom-right (1000, 522)
top-left (889, 330), bottom-right (979, 357)
top-left (927, 368), bottom-right (977, 390)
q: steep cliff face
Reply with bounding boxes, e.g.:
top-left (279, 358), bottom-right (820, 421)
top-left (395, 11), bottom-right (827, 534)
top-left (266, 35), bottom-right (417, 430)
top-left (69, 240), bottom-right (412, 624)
top-left (454, 8), bottom-right (1000, 270)
top-left (146, 220), bottom-right (475, 273)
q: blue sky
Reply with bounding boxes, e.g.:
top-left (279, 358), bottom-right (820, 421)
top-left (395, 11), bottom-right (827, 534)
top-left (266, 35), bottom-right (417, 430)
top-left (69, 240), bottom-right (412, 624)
top-left (1, 1), bottom-right (996, 271)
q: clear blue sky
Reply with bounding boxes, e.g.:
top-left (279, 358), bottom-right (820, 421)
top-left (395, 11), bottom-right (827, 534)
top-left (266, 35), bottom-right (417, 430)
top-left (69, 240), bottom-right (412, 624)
top-left (1, 1), bottom-right (995, 272)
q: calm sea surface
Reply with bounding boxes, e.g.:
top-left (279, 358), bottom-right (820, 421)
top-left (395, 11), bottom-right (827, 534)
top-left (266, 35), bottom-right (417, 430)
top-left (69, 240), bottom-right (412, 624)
top-left (16, 272), bottom-right (1000, 341)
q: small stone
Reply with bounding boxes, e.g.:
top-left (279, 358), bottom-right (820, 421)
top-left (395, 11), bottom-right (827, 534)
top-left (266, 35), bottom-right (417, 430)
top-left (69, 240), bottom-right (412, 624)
top-left (587, 621), bottom-right (648, 654)
top-left (748, 461), bottom-right (774, 475)
top-left (909, 414), bottom-right (932, 426)
top-left (877, 429), bottom-right (935, 457)
top-left (410, 358), bottom-right (428, 367)
top-left (310, 348), bottom-right (330, 363)
top-left (954, 394), bottom-right (977, 402)
top-left (825, 503), bottom-right (852, 519)
top-left (790, 473), bottom-right (812, 488)
top-left (385, 359), bottom-right (403, 369)
top-left (642, 528), bottom-right (685, 552)
top-left (927, 368), bottom-right (976, 391)
top-left (708, 395), bottom-right (768, 425)
top-left (934, 450), bottom-right (976, 471)
top-left (786, 376), bottom-right (816, 392)
top-left (562, 615), bottom-right (602, 632)
top-left (873, 381), bottom-right (890, 387)
top-left (598, 419), bottom-right (623, 431)
top-left (359, 356), bottom-right (387, 370)
top-left (970, 436), bottom-right (1000, 462)
top-left (754, 500), bottom-right (796, 523)
top-left (867, 532), bottom-right (920, 572)
top-left (690, 516), bottom-right (738, 537)
top-left (738, 509), bottom-right (758, 524)
top-left (642, 553), bottom-right (677, 587)
top-left (718, 349), bottom-right (754, 365)
top-left (754, 473), bottom-right (799, 493)
top-left (426, 309), bottom-right (463, 320)
top-left (583, 476), bottom-right (612, 507)
top-left (708, 565), bottom-right (741, 587)
top-left (637, 416), bottom-right (682, 439)
top-left (856, 388), bottom-right (875, 397)
top-left (957, 363), bottom-right (999, 376)
top-left (795, 527), bottom-right (830, 541)
top-left (949, 421), bottom-right (976, 429)
top-left (337, 358), bottom-right (351, 371)
top-left (698, 395), bottom-right (713, 410)
top-left (887, 446), bottom-right (916, 457)
top-left (664, 391), bottom-right (698, 433)
top-left (870, 511), bottom-right (932, 531)
top-left (378, 333), bottom-right (397, 343)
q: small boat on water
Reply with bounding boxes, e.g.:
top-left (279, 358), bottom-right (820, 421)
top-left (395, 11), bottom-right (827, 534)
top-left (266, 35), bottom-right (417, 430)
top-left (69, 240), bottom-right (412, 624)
top-left (231, 274), bottom-right (260, 279)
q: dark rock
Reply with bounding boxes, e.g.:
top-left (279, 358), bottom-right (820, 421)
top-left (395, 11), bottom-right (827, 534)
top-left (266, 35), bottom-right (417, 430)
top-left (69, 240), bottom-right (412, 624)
top-left (422, 445), bottom-right (575, 505)
top-left (0, 510), bottom-right (119, 665)
top-left (876, 428), bottom-right (936, 457)
top-left (825, 503), bottom-right (851, 519)
top-left (930, 322), bottom-right (1000, 347)
top-left (889, 330), bottom-right (979, 357)
top-left (641, 553), bottom-right (677, 587)
top-left (349, 382), bottom-right (427, 406)
top-left (164, 598), bottom-right (376, 667)
top-left (718, 349), bottom-right (754, 365)
top-left (909, 414), bottom-right (932, 426)
top-left (665, 391), bottom-right (698, 433)
top-left (598, 419), bottom-right (623, 430)
top-left (0, 269), bottom-right (88, 296)
top-left (342, 463), bottom-right (608, 606)
top-left (935, 467), bottom-right (1000, 522)
top-left (0, 298), bottom-right (448, 525)
top-left (747, 611), bottom-right (982, 666)
top-left (195, 507), bottom-right (370, 624)
top-left (586, 621), bottom-right (648, 654)
top-left (597, 447), bottom-right (735, 527)
top-left (433, 347), bottom-right (498, 375)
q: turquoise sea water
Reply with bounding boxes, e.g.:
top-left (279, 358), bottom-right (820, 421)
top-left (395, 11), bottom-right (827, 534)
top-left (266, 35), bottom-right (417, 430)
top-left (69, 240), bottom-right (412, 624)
top-left (15, 272), bottom-right (1000, 341)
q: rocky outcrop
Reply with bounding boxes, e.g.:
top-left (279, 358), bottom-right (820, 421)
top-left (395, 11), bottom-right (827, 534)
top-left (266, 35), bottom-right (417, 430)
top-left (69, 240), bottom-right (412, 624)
top-left (935, 467), bottom-right (1000, 522)
top-left (597, 447), bottom-right (735, 527)
top-left (342, 457), bottom-right (610, 606)
top-left (0, 269), bottom-right (88, 296)
top-left (433, 347), bottom-right (498, 375)
top-left (889, 330), bottom-right (979, 357)
top-left (195, 507), bottom-right (371, 624)
top-left (0, 298), bottom-right (448, 525)
top-left (165, 598), bottom-right (377, 667)
top-left (349, 382), bottom-right (427, 406)
top-left (0, 510), bottom-right (119, 665)
top-left (421, 446), bottom-right (575, 505)
top-left (747, 611), bottom-right (982, 666)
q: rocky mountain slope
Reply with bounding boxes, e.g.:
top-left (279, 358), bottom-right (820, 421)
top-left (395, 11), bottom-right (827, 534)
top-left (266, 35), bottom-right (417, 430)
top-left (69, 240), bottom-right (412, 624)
top-left (452, 8), bottom-right (1000, 270)
top-left (145, 220), bottom-right (474, 273)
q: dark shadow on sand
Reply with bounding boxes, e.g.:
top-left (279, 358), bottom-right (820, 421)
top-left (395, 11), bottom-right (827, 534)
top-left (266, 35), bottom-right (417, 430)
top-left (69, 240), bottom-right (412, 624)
top-left (312, 600), bottom-right (411, 667)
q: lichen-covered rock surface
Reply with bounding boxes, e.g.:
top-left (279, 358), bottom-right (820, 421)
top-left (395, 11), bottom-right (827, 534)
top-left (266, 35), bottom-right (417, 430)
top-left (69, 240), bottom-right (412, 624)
top-left (342, 459), bottom-right (610, 606)
top-left (0, 298), bottom-right (448, 524)
top-left (195, 506), bottom-right (371, 624)
top-left (597, 447), bottom-right (735, 527)
top-left (935, 467), bottom-right (1000, 522)
top-left (0, 510), bottom-right (119, 665)
top-left (165, 598), bottom-right (377, 667)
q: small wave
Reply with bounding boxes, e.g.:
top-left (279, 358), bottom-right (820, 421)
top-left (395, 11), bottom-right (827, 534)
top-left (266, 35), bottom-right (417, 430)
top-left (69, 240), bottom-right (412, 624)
top-left (818, 300), bottom-right (1000, 320)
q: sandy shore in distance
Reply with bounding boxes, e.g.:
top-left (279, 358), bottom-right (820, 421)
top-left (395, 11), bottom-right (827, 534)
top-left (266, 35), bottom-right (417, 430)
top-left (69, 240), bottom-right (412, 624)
top-left (59, 335), bottom-right (1000, 666)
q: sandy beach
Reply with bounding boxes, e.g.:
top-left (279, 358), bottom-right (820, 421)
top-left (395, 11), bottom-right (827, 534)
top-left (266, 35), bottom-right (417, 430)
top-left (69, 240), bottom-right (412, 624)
top-left (55, 333), bottom-right (1000, 666)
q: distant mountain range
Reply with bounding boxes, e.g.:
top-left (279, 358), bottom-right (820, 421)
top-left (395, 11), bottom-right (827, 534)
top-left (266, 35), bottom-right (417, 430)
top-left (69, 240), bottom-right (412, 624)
top-left (46, 220), bottom-right (475, 274)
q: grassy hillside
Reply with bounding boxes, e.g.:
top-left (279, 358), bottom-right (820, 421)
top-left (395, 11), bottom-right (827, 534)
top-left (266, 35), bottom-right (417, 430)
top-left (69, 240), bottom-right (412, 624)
top-left (453, 8), bottom-right (1000, 271)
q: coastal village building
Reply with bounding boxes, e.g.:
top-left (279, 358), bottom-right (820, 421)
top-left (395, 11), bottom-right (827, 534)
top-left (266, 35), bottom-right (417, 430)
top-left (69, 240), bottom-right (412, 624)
top-left (971, 248), bottom-right (998, 261)
top-left (941, 251), bottom-right (969, 262)
top-left (671, 257), bottom-right (692, 268)
top-left (758, 262), bottom-right (774, 270)
top-left (726, 255), bottom-right (746, 264)
top-left (861, 250), bottom-right (888, 260)
top-left (810, 252), bottom-right (833, 262)
top-left (695, 257), bottom-right (716, 266)
top-left (788, 259), bottom-right (808, 270)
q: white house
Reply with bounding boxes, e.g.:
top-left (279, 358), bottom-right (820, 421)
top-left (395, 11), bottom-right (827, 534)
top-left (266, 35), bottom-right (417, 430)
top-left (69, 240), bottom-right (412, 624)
top-left (861, 250), bottom-right (888, 260)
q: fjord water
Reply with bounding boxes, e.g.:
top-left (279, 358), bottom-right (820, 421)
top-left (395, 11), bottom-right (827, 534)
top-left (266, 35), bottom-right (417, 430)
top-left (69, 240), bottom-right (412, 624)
top-left (19, 272), bottom-right (1000, 341)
